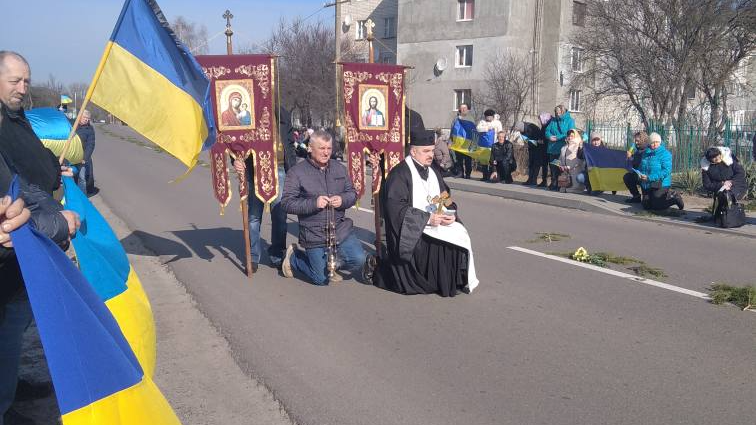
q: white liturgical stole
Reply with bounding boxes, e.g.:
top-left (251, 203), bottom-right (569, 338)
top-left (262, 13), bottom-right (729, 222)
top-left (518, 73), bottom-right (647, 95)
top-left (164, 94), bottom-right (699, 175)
top-left (405, 156), bottom-right (479, 293)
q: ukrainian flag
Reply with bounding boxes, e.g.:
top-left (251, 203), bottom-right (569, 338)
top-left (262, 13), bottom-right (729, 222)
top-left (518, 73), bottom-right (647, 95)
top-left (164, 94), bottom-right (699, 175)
top-left (63, 176), bottom-right (157, 377)
top-left (582, 145), bottom-right (631, 192)
top-left (26, 108), bottom-right (85, 164)
top-left (450, 118), bottom-right (491, 163)
top-left (8, 177), bottom-right (181, 425)
top-left (87, 0), bottom-right (214, 168)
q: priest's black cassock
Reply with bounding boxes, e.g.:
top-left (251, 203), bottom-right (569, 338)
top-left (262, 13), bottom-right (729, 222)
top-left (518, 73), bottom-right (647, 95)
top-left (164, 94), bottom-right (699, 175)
top-left (372, 156), bottom-right (478, 297)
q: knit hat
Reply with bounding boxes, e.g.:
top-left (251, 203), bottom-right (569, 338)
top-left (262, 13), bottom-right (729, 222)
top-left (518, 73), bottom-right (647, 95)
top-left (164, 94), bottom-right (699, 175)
top-left (649, 132), bottom-right (662, 143)
top-left (590, 132), bottom-right (602, 141)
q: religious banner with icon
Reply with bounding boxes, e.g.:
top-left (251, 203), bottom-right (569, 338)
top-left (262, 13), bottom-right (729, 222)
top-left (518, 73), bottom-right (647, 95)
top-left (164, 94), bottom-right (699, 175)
top-left (196, 54), bottom-right (279, 210)
top-left (341, 62), bottom-right (407, 198)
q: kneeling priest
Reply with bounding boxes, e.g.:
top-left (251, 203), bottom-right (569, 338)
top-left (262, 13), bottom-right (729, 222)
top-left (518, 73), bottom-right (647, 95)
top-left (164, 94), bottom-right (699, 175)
top-left (369, 130), bottom-right (479, 297)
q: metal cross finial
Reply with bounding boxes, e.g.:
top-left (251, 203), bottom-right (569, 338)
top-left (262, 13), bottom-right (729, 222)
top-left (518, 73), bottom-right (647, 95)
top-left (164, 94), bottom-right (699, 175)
top-left (365, 18), bottom-right (376, 39)
top-left (223, 10), bottom-right (234, 30)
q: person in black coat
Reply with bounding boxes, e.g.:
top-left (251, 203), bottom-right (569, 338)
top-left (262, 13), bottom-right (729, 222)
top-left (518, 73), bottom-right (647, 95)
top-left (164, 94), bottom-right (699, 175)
top-left (489, 131), bottom-right (515, 184)
top-left (515, 120), bottom-right (547, 185)
top-left (623, 131), bottom-right (649, 203)
top-left (701, 146), bottom-right (747, 221)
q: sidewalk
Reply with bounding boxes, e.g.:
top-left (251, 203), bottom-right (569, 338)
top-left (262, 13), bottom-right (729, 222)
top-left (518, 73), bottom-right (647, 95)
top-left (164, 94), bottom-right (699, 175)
top-left (446, 176), bottom-right (756, 239)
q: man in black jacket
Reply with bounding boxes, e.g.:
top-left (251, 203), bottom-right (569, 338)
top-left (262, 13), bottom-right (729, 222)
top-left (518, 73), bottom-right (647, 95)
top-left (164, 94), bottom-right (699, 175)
top-left (623, 131), bottom-right (649, 203)
top-left (515, 120), bottom-right (547, 186)
top-left (0, 51), bottom-right (79, 424)
top-left (75, 110), bottom-right (96, 195)
top-left (279, 130), bottom-right (366, 286)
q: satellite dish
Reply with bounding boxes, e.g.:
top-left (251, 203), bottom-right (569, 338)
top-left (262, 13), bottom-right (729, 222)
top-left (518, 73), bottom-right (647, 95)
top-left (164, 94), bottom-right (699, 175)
top-left (435, 57), bottom-right (448, 72)
top-left (343, 15), bottom-right (352, 27)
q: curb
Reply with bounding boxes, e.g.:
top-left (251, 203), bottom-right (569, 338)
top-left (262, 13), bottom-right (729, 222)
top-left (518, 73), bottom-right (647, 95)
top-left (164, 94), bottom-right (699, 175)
top-left (447, 180), bottom-right (756, 240)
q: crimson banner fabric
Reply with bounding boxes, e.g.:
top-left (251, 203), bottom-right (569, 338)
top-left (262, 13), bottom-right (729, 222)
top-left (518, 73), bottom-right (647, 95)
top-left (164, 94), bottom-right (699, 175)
top-left (341, 63), bottom-right (407, 197)
top-left (196, 54), bottom-right (279, 209)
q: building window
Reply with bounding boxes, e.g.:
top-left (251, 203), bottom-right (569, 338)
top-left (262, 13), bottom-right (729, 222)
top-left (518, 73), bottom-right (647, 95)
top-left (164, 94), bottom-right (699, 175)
top-left (573, 1), bottom-right (586, 27)
top-left (454, 89), bottom-right (472, 111)
top-left (383, 17), bottom-right (396, 38)
top-left (379, 52), bottom-right (395, 64)
top-left (456, 45), bottom-right (473, 67)
top-left (686, 84), bottom-right (696, 100)
top-left (571, 47), bottom-right (584, 72)
top-left (569, 89), bottom-right (582, 112)
top-left (457, 0), bottom-right (475, 21)
top-left (356, 20), bottom-right (367, 40)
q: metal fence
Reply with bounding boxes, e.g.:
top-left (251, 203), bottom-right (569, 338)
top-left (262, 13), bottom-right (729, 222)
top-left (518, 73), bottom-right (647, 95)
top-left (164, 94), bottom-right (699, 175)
top-left (585, 120), bottom-right (756, 173)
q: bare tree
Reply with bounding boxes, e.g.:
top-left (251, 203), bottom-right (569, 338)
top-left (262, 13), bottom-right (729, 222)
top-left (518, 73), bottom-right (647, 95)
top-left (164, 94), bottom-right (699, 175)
top-left (261, 18), bottom-right (359, 128)
top-left (572, 0), bottom-right (756, 136)
top-left (481, 51), bottom-right (538, 129)
top-left (172, 16), bottom-right (209, 55)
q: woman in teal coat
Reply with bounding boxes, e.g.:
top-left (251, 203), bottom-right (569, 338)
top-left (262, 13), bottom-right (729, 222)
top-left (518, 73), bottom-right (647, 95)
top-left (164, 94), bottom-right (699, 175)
top-left (637, 132), bottom-right (684, 210)
top-left (543, 105), bottom-right (574, 190)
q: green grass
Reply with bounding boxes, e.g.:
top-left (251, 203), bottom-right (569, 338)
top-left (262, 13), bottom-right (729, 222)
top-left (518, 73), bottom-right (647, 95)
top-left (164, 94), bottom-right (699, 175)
top-left (546, 250), bottom-right (666, 280)
top-left (709, 283), bottom-right (755, 310)
top-left (527, 232), bottom-right (571, 243)
top-left (672, 169), bottom-right (703, 195)
top-left (627, 265), bottom-right (667, 280)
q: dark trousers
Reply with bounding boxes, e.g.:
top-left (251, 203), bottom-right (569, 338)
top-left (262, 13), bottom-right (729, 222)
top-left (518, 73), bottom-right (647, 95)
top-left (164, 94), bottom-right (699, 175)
top-left (454, 153), bottom-right (472, 178)
top-left (643, 188), bottom-right (677, 210)
top-left (494, 162), bottom-right (514, 183)
top-left (547, 153), bottom-right (561, 188)
top-left (527, 147), bottom-right (548, 184)
top-left (623, 172), bottom-right (643, 198)
top-left (480, 164), bottom-right (491, 181)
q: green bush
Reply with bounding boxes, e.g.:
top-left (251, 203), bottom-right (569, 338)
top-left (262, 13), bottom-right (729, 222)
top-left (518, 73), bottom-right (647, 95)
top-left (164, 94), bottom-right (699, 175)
top-left (745, 162), bottom-right (756, 200)
top-left (671, 169), bottom-right (703, 195)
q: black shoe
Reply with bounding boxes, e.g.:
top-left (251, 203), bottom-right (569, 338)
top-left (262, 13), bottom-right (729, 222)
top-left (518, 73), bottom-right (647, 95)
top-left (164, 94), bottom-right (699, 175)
top-left (625, 196), bottom-right (642, 203)
top-left (15, 379), bottom-right (53, 402)
top-left (675, 194), bottom-right (685, 210)
top-left (4, 408), bottom-right (37, 425)
top-left (537, 182), bottom-right (548, 188)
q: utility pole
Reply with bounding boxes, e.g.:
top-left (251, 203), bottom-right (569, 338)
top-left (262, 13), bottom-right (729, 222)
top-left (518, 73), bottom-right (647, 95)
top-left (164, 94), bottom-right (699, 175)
top-left (325, 0), bottom-right (350, 128)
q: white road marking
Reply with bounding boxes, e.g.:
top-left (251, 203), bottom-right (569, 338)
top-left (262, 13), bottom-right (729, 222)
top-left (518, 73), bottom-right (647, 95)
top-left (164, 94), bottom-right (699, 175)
top-left (507, 246), bottom-right (712, 300)
top-left (352, 206), bottom-right (374, 214)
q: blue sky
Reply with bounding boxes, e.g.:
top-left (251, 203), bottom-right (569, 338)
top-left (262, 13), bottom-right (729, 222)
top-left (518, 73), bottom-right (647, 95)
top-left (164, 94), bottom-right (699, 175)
top-left (1, 0), bottom-right (332, 86)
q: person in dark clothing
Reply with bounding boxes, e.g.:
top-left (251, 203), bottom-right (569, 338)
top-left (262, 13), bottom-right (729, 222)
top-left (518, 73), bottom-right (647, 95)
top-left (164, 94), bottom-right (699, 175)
top-left (623, 131), bottom-right (649, 203)
top-left (0, 50), bottom-right (81, 424)
top-left (489, 131), bottom-right (515, 183)
top-left (516, 119), bottom-right (547, 186)
top-left (368, 129), bottom-right (479, 297)
top-left (75, 110), bottom-right (96, 195)
top-left (280, 130), bottom-right (366, 286)
top-left (700, 146), bottom-right (747, 221)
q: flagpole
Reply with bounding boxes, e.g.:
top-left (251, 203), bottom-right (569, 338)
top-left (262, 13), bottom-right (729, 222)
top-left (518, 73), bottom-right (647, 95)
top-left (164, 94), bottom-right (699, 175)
top-left (223, 10), bottom-right (254, 279)
top-left (59, 42), bottom-right (114, 164)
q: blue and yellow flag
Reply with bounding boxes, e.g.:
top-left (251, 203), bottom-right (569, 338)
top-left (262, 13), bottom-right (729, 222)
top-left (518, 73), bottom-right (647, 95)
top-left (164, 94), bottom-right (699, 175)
top-left (26, 108), bottom-right (85, 164)
top-left (87, 0), bottom-right (214, 168)
top-left (63, 176), bottom-right (157, 377)
top-left (60, 95), bottom-right (73, 105)
top-left (582, 145), bottom-right (631, 191)
top-left (8, 177), bottom-right (180, 425)
top-left (449, 118), bottom-right (491, 163)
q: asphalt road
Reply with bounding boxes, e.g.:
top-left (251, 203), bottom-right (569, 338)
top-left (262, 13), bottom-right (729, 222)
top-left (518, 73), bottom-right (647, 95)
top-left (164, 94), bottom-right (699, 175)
top-left (94, 124), bottom-right (755, 425)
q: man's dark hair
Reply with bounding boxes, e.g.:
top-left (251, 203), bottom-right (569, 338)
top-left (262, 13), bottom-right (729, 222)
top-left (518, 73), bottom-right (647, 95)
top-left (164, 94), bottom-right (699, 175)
top-left (0, 51), bottom-right (30, 74)
top-left (484, 109), bottom-right (495, 117)
top-left (705, 147), bottom-right (721, 161)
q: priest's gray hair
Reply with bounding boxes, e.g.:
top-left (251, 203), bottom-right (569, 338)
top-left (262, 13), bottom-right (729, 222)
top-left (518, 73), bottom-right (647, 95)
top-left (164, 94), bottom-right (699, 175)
top-left (0, 51), bottom-right (30, 75)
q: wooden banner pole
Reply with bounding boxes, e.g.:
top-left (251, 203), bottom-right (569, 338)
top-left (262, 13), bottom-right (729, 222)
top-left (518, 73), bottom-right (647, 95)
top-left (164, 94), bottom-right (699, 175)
top-left (365, 19), bottom-right (383, 258)
top-left (224, 10), bottom-right (254, 279)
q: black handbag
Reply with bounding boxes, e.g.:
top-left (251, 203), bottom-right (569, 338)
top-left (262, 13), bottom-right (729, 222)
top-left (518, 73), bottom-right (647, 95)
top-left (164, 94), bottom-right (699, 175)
top-left (716, 191), bottom-right (746, 228)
